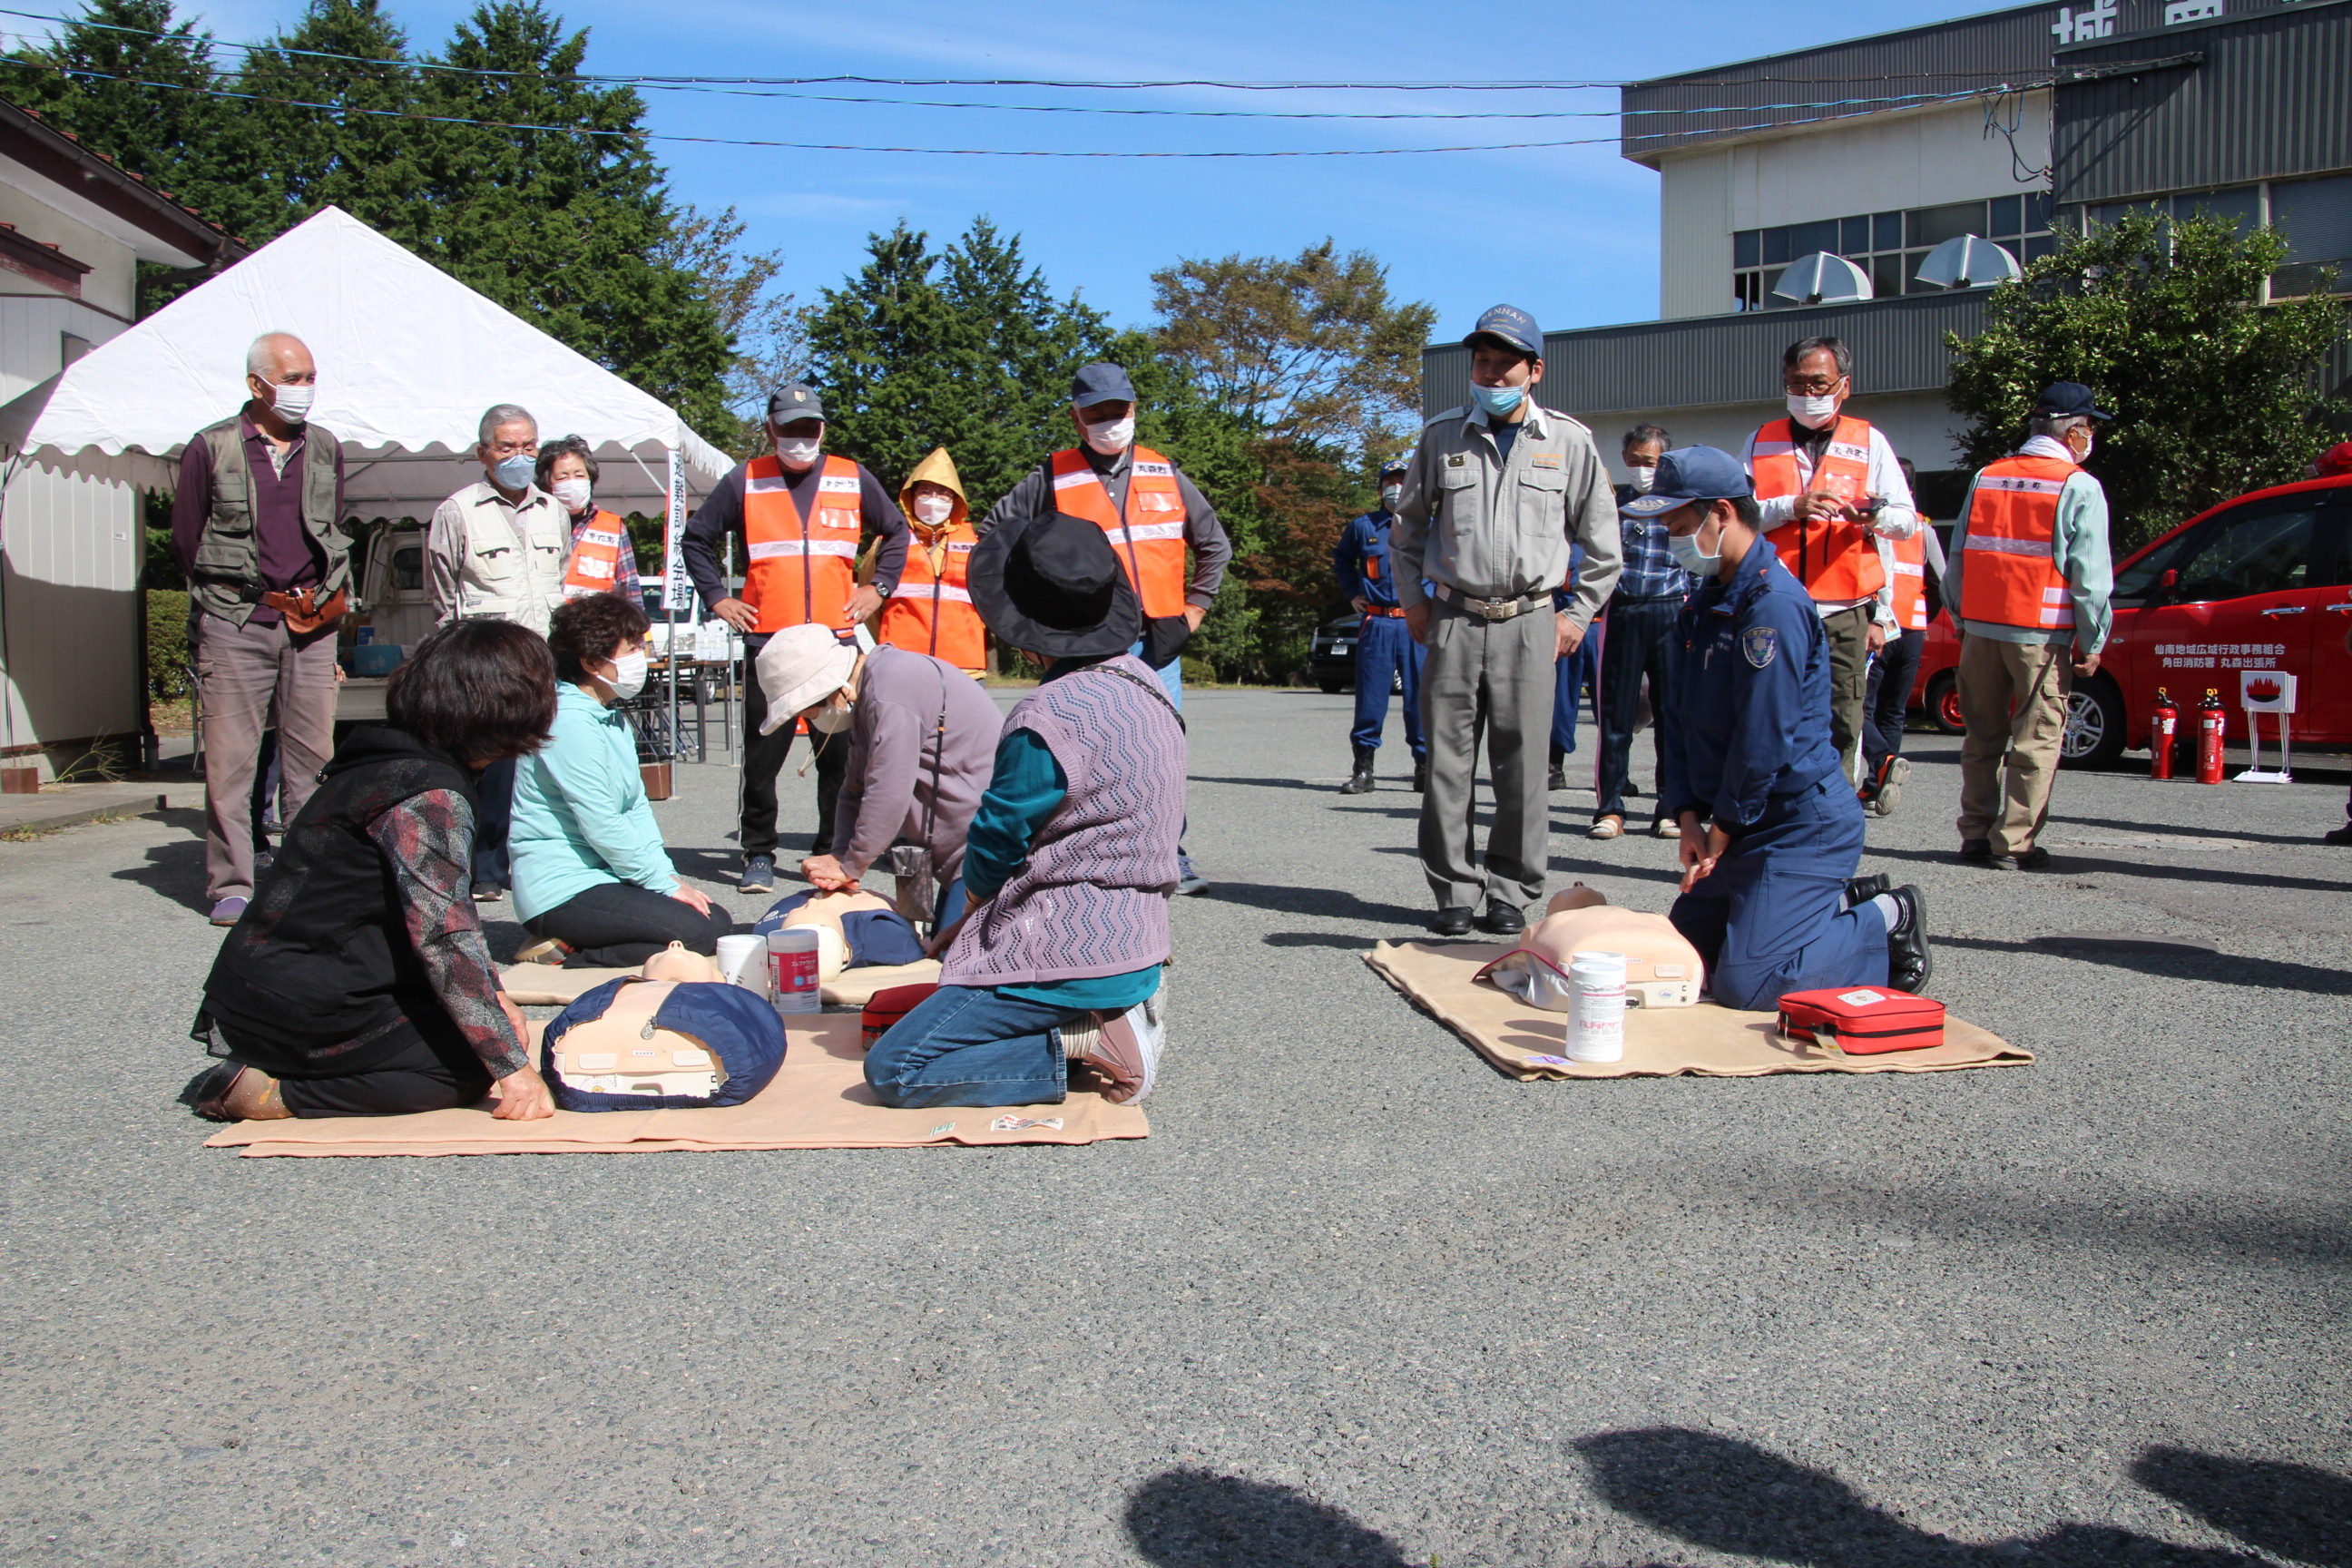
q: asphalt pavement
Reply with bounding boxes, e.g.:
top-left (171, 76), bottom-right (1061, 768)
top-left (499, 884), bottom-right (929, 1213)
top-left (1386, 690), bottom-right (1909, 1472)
top-left (1, 688), bottom-right (2345, 1567)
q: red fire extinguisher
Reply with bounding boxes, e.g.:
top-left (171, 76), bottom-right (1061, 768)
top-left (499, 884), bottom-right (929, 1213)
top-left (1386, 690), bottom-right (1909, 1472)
top-left (2149, 688), bottom-right (2178, 779)
top-left (2194, 688), bottom-right (2227, 785)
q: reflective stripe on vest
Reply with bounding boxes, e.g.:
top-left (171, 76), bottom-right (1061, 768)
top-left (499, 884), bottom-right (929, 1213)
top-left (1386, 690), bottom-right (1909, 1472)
top-left (879, 524), bottom-right (986, 671)
top-left (1049, 446), bottom-right (1191, 619)
top-left (561, 511), bottom-right (630, 598)
top-left (1752, 415), bottom-right (1885, 603)
top-left (1889, 530), bottom-right (1928, 631)
top-left (1959, 455), bottom-right (2076, 631)
top-left (743, 455), bottom-right (862, 634)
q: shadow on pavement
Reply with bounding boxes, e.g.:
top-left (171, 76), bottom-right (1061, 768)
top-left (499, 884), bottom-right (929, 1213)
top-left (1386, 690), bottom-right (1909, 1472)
top-left (1937, 933), bottom-right (2352, 997)
top-left (2053, 814), bottom-right (2326, 849)
top-left (1861, 843), bottom-right (2352, 897)
top-left (1124, 1467), bottom-right (1415, 1567)
top-left (2132, 1446), bottom-right (2352, 1566)
top-left (107, 807), bottom-right (208, 912)
top-left (1203, 881), bottom-right (1429, 927)
top-left (1576, 1427), bottom-right (2265, 1566)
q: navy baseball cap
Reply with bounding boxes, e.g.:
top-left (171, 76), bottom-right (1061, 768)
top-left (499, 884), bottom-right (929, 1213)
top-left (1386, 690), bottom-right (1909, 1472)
top-left (768, 382), bottom-right (825, 422)
top-left (1070, 362), bottom-right (1137, 407)
top-left (2034, 381), bottom-right (2114, 420)
top-left (1463, 303), bottom-right (1542, 357)
top-left (1378, 456), bottom-right (1412, 478)
top-left (1622, 446), bottom-right (1752, 516)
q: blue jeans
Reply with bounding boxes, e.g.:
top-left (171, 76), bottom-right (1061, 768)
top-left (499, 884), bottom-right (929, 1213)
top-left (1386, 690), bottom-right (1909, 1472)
top-left (1349, 614), bottom-right (1426, 754)
top-left (865, 985), bottom-right (1080, 1109)
top-left (1668, 777), bottom-right (1887, 1011)
top-left (1552, 631), bottom-right (1600, 756)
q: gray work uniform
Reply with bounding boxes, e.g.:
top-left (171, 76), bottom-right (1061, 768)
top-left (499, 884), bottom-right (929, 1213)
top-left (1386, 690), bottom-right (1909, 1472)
top-left (1393, 402), bottom-right (1622, 911)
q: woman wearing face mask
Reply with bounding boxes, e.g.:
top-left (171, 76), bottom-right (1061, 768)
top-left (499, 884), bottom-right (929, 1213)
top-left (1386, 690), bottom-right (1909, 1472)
top-left (540, 436), bottom-right (644, 614)
top-left (879, 446), bottom-right (987, 676)
top-left (508, 594), bottom-right (732, 967)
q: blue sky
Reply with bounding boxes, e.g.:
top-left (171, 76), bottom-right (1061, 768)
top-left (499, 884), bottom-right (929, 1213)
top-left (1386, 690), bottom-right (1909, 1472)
top-left (103, 0), bottom-right (1995, 338)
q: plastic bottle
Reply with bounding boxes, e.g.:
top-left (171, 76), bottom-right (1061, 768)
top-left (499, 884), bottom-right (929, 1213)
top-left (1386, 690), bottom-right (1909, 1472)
top-left (2195, 688), bottom-right (2227, 785)
top-left (768, 926), bottom-right (821, 1014)
top-left (1567, 952), bottom-right (1628, 1063)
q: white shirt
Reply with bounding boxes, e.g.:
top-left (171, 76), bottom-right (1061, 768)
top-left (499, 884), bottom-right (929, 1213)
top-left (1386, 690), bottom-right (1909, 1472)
top-left (1741, 417), bottom-right (1919, 623)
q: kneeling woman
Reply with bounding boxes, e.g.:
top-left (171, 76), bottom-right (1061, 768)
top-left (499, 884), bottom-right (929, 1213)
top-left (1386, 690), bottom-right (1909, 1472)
top-left (511, 593), bottom-right (732, 966)
top-left (188, 621), bottom-right (558, 1121)
top-left (865, 513), bottom-right (1185, 1109)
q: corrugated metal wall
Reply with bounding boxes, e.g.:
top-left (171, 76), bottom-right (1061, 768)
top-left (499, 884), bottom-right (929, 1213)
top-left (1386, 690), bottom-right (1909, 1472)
top-left (2053, 1), bottom-right (2352, 203)
top-left (1423, 294), bottom-right (1985, 418)
top-left (0, 290), bottom-right (138, 760)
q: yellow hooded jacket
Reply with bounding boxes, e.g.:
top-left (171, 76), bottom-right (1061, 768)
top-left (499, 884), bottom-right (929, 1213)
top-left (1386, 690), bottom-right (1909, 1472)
top-left (874, 446), bottom-right (985, 674)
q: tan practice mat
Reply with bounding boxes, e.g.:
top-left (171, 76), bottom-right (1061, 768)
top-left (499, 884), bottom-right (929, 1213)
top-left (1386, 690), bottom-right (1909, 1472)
top-left (498, 959), bottom-right (942, 1009)
top-left (1367, 940), bottom-right (2031, 1081)
top-left (204, 1013), bottom-right (1144, 1157)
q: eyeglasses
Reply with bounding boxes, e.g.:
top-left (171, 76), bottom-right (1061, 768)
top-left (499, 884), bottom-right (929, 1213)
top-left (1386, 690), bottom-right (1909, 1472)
top-left (1783, 376), bottom-right (1845, 396)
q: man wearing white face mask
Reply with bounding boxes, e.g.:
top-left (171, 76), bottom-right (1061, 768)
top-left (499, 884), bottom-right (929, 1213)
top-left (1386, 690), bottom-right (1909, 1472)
top-left (173, 331), bottom-right (351, 926)
top-left (1330, 455), bottom-right (1426, 795)
top-left (681, 382), bottom-right (909, 894)
top-left (426, 403), bottom-right (573, 902)
top-left (978, 362), bottom-right (1233, 895)
top-left (511, 593), bottom-right (732, 966)
top-left (1740, 337), bottom-right (1918, 787)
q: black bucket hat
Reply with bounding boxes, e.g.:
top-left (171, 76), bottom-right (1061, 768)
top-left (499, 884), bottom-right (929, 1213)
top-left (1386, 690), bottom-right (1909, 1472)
top-left (969, 511), bottom-right (1145, 661)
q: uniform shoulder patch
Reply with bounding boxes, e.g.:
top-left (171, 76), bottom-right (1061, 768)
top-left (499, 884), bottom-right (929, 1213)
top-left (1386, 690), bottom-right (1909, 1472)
top-left (1741, 625), bottom-right (1779, 669)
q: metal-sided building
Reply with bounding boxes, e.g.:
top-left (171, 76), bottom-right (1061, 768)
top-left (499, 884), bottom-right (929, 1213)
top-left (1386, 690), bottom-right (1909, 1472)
top-left (1421, 0), bottom-right (2352, 509)
top-left (0, 99), bottom-right (243, 782)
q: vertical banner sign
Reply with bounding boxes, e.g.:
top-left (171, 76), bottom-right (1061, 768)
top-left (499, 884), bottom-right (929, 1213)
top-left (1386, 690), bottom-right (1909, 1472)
top-left (664, 446), bottom-right (687, 762)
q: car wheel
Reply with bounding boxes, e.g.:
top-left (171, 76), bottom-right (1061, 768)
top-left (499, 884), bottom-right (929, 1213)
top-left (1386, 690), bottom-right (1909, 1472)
top-left (1318, 679), bottom-right (1345, 694)
top-left (2061, 676), bottom-right (2128, 769)
top-left (1925, 671), bottom-right (1965, 736)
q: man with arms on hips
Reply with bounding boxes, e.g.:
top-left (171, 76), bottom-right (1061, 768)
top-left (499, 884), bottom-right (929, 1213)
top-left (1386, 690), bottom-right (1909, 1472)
top-left (682, 383), bottom-right (908, 896)
top-left (1740, 337), bottom-right (1919, 784)
top-left (426, 403), bottom-right (571, 903)
top-left (174, 331), bottom-right (350, 926)
top-left (760, 622), bottom-right (1004, 927)
top-left (1944, 383), bottom-right (2114, 871)
top-left (1638, 447), bottom-right (1931, 1009)
top-left (1391, 303), bottom-right (1622, 937)
top-left (1589, 423), bottom-right (1690, 839)
top-left (1330, 455), bottom-right (1426, 795)
top-left (980, 362), bottom-right (1230, 895)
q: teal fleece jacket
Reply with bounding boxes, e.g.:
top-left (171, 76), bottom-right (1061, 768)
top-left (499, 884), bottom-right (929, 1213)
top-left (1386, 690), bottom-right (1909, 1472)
top-left (509, 682), bottom-right (680, 922)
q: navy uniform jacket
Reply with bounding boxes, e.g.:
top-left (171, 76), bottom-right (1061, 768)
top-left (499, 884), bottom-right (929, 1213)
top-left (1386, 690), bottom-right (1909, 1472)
top-left (1660, 540), bottom-right (1844, 828)
top-left (1332, 509), bottom-right (1406, 610)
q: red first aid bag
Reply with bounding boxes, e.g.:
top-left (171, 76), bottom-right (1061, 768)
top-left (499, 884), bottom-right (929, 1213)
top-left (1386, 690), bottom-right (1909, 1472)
top-left (860, 983), bottom-right (938, 1049)
top-left (1776, 985), bottom-right (1946, 1054)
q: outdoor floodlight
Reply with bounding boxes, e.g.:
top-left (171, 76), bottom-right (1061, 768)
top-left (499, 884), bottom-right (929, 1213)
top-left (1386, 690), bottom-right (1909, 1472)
top-left (1770, 251), bottom-right (1875, 305)
top-left (1915, 235), bottom-right (2024, 289)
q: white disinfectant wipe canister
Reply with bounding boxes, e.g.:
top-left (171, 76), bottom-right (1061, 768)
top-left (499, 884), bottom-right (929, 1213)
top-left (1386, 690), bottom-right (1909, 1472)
top-left (1567, 951), bottom-right (1627, 1063)
top-left (716, 934), bottom-right (767, 995)
top-left (768, 926), bottom-right (821, 1014)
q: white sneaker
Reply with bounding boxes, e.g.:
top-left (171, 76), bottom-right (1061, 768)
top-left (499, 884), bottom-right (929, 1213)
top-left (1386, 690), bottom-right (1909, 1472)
top-left (1588, 816), bottom-right (1623, 840)
top-left (1080, 984), bottom-right (1167, 1105)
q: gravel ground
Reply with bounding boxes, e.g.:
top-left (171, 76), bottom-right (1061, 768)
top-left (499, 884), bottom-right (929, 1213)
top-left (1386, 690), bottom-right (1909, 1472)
top-left (1, 689), bottom-right (2345, 1568)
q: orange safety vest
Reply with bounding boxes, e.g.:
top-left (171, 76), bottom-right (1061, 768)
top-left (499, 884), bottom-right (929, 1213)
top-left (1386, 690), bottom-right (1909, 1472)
top-left (742, 454), bottom-right (862, 636)
top-left (1958, 455), bottom-right (2076, 632)
top-left (881, 523), bottom-right (986, 673)
top-left (560, 509), bottom-right (631, 600)
top-left (1889, 527), bottom-right (1928, 632)
top-left (1050, 446), bottom-right (1190, 620)
top-left (1751, 416), bottom-right (1886, 603)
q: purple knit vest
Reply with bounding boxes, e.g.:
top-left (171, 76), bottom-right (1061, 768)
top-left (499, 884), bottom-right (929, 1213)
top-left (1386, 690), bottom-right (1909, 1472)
top-left (941, 654), bottom-right (1185, 988)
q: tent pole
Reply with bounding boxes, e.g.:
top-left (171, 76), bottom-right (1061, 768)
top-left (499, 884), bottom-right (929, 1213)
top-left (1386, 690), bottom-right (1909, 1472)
top-left (664, 446), bottom-right (684, 766)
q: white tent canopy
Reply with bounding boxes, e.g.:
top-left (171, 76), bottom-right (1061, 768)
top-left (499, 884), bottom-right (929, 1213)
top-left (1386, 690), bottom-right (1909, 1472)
top-left (0, 205), bottom-right (732, 518)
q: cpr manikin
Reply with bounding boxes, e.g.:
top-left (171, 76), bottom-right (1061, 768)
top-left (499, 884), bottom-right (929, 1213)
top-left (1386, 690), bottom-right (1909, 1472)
top-left (771, 889), bottom-right (896, 980)
top-left (1476, 884), bottom-right (1704, 1009)
top-left (544, 944), bottom-right (726, 1098)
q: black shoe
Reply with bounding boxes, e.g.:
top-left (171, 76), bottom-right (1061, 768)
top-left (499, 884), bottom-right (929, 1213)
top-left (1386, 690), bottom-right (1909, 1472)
top-left (1958, 838), bottom-right (1993, 863)
top-left (1845, 872), bottom-right (1891, 908)
top-left (1412, 758), bottom-right (1428, 793)
top-left (1174, 851), bottom-right (1209, 897)
top-left (1432, 906), bottom-right (1475, 936)
top-left (1886, 885), bottom-right (1932, 994)
top-left (1338, 745), bottom-right (1377, 796)
top-left (740, 854), bottom-right (776, 894)
top-left (1547, 766), bottom-right (1568, 791)
top-left (2326, 823), bottom-right (2352, 847)
top-left (1993, 845), bottom-right (2053, 871)
top-left (1477, 900), bottom-right (1525, 936)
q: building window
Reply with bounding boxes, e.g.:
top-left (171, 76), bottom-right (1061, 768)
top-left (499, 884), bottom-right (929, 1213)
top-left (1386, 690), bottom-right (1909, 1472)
top-left (1731, 195), bottom-right (2052, 310)
top-left (2270, 174), bottom-right (2352, 299)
